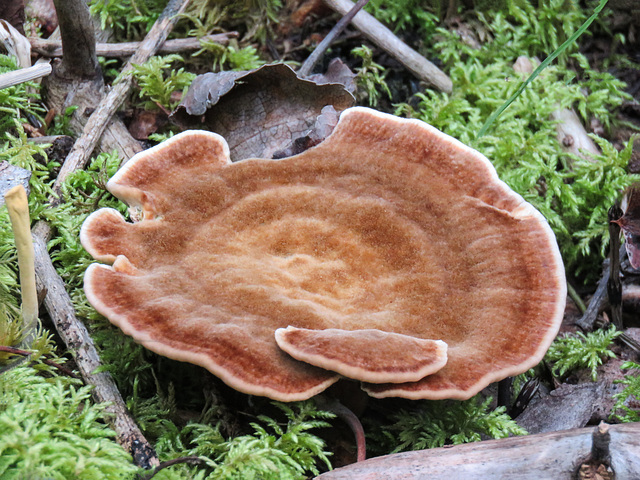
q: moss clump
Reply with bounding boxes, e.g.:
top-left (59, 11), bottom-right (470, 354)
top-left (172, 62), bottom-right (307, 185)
top-left (367, 395), bottom-right (526, 455)
top-left (0, 338), bottom-right (138, 479)
top-left (546, 326), bottom-right (621, 381)
top-left (385, 0), bottom-right (637, 279)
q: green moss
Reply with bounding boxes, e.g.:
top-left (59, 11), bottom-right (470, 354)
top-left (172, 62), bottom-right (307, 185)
top-left (0, 326), bottom-right (138, 479)
top-left (89, 0), bottom-right (166, 40)
top-left (0, 57), bottom-right (44, 138)
top-left (352, 45), bottom-right (392, 107)
top-left (136, 399), bottom-right (334, 479)
top-left (546, 326), bottom-right (620, 381)
top-left (131, 55), bottom-right (197, 111)
top-left (391, 0), bottom-right (636, 279)
top-left (611, 361), bottom-right (640, 423)
top-left (367, 396), bottom-right (526, 455)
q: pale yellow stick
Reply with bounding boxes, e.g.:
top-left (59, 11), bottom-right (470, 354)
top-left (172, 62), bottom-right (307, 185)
top-left (4, 185), bottom-right (38, 344)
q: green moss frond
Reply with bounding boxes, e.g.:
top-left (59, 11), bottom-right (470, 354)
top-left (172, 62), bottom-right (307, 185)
top-left (131, 55), bottom-right (197, 110)
top-left (546, 326), bottom-right (620, 381)
top-left (144, 400), bottom-right (334, 479)
top-left (352, 45), bottom-right (392, 107)
top-left (611, 361), bottom-right (640, 423)
top-left (367, 395), bottom-right (526, 455)
top-left (0, 56), bottom-right (45, 137)
top-left (0, 365), bottom-right (138, 478)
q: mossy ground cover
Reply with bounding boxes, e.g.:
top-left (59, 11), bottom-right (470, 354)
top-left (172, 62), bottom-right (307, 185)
top-left (1, 0), bottom-right (640, 477)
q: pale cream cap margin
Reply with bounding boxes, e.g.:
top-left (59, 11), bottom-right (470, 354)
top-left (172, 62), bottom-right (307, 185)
top-left (81, 107), bottom-right (566, 401)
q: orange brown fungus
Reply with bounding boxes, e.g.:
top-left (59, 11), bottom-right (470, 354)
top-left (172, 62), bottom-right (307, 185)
top-left (81, 107), bottom-right (566, 401)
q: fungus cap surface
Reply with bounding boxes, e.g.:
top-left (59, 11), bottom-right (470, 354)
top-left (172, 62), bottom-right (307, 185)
top-left (81, 107), bottom-right (566, 401)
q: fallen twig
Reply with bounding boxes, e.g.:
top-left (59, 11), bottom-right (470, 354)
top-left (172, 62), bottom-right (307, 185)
top-left (30, 33), bottom-right (236, 58)
top-left (137, 456), bottom-right (207, 480)
top-left (322, 0), bottom-right (452, 93)
top-left (299, 0), bottom-right (369, 77)
top-left (31, 221), bottom-right (159, 468)
top-left (575, 261), bottom-right (610, 332)
top-left (30, 0), bottom-right (194, 468)
top-left (52, 0), bottom-right (191, 199)
top-left (0, 62), bottom-right (51, 89)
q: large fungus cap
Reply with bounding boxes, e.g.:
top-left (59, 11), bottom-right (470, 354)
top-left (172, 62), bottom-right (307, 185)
top-left (81, 107), bottom-right (566, 401)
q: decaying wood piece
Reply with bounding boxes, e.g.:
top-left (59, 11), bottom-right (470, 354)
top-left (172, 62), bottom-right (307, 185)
top-left (31, 221), bottom-right (159, 469)
top-left (30, 32), bottom-right (236, 58)
top-left (52, 0), bottom-right (191, 197)
top-left (516, 382), bottom-right (606, 434)
top-left (322, 0), bottom-right (452, 93)
top-left (51, 0), bottom-right (99, 78)
top-left (551, 108), bottom-right (600, 162)
top-left (315, 422), bottom-right (640, 479)
top-left (0, 161), bottom-right (31, 203)
top-left (575, 262), bottom-right (610, 331)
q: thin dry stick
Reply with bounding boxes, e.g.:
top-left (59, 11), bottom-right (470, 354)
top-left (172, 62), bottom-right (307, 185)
top-left (30, 33), bottom-right (236, 58)
top-left (28, 0), bottom-right (193, 468)
top-left (298, 0), bottom-right (369, 77)
top-left (4, 185), bottom-right (38, 346)
top-left (322, 0), bottom-right (452, 93)
top-left (31, 221), bottom-right (159, 468)
top-left (52, 0), bottom-right (191, 199)
top-left (575, 262), bottom-right (610, 331)
top-left (0, 62), bottom-right (52, 89)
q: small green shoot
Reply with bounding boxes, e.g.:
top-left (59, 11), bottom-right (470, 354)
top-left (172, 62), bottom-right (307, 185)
top-left (352, 45), bottom-right (392, 107)
top-left (131, 55), bottom-right (196, 111)
top-left (546, 326), bottom-right (620, 381)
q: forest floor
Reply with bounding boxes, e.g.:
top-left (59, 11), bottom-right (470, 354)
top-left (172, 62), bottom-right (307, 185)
top-left (2, 0), bottom-right (640, 478)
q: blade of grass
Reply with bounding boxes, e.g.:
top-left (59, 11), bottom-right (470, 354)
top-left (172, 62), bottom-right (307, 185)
top-left (477, 0), bottom-right (609, 139)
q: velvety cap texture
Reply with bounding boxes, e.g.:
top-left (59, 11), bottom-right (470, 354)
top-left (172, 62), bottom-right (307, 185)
top-left (81, 107), bottom-right (566, 401)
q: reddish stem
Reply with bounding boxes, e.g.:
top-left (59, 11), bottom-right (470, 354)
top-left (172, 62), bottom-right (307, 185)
top-left (0, 345), bottom-right (79, 378)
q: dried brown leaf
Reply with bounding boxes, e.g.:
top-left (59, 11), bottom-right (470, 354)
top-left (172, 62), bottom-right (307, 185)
top-left (171, 63), bottom-right (354, 161)
top-left (128, 109), bottom-right (168, 140)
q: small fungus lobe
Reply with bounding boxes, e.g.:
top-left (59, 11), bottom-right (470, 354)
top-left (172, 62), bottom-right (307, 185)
top-left (81, 107), bottom-right (566, 401)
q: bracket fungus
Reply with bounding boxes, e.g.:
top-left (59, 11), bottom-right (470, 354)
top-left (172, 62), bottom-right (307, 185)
top-left (81, 107), bottom-right (566, 401)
